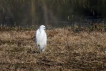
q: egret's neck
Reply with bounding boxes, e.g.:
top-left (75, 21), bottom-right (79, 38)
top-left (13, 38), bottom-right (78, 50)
top-left (39, 29), bottom-right (45, 33)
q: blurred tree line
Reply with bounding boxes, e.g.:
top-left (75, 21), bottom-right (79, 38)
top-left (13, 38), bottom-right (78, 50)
top-left (0, 0), bottom-right (106, 27)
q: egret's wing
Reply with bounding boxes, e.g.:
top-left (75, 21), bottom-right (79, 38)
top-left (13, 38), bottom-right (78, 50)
top-left (36, 29), bottom-right (44, 44)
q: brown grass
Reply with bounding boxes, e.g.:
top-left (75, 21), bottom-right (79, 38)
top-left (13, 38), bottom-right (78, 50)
top-left (0, 28), bottom-right (106, 71)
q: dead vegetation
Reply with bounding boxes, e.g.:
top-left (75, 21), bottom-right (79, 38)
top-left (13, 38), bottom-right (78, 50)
top-left (0, 27), bottom-right (106, 71)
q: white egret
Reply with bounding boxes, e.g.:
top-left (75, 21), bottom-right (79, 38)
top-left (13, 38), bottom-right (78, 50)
top-left (36, 25), bottom-right (47, 52)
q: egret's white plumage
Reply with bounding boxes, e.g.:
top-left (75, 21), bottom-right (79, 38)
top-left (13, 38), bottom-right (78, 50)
top-left (36, 25), bottom-right (47, 52)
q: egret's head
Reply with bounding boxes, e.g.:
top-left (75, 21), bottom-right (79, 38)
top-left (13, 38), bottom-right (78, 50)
top-left (40, 25), bottom-right (46, 30)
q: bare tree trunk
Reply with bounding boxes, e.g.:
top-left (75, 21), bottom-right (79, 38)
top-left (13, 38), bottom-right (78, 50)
top-left (41, 0), bottom-right (48, 25)
top-left (31, 0), bottom-right (36, 25)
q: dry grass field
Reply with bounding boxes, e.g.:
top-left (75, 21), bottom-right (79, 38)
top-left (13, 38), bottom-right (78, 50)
top-left (0, 27), bottom-right (106, 71)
